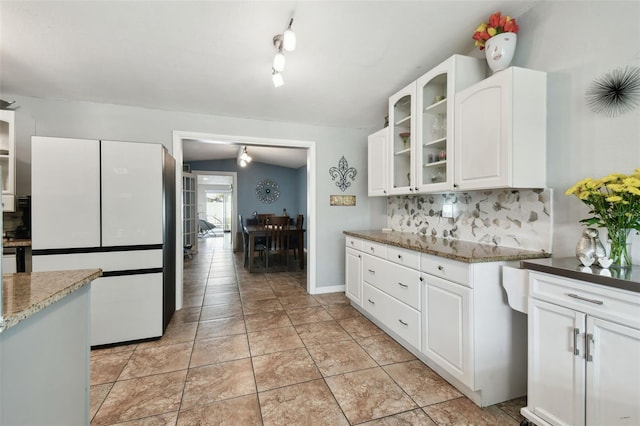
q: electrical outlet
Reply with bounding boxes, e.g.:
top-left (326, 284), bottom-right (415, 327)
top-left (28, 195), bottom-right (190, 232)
top-left (442, 204), bottom-right (454, 218)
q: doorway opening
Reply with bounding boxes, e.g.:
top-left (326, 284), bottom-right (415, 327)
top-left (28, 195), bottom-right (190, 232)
top-left (173, 131), bottom-right (316, 309)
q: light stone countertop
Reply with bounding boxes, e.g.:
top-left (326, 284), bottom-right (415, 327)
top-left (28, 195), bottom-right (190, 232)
top-left (343, 230), bottom-right (550, 263)
top-left (1, 269), bottom-right (102, 332)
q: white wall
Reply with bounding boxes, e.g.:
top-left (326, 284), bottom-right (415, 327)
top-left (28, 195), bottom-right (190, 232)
top-left (8, 95), bottom-right (387, 290)
top-left (514, 1), bottom-right (640, 260)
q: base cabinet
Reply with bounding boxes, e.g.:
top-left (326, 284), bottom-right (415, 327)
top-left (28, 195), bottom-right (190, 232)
top-left (523, 272), bottom-right (640, 426)
top-left (345, 246), bottom-right (362, 305)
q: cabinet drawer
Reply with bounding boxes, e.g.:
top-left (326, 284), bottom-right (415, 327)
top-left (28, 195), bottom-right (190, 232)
top-left (363, 283), bottom-right (421, 349)
top-left (363, 254), bottom-right (421, 310)
top-left (363, 241), bottom-right (387, 258)
top-left (530, 272), bottom-right (640, 329)
top-left (387, 245), bottom-right (420, 269)
top-left (421, 254), bottom-right (470, 287)
top-left (345, 236), bottom-right (363, 251)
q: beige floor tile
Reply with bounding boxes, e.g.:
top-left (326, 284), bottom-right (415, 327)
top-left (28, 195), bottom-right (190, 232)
top-left (90, 383), bottom-right (113, 421)
top-left (278, 294), bottom-right (320, 309)
top-left (170, 307), bottom-right (201, 324)
top-left (383, 360), bottom-right (462, 407)
top-left (307, 340), bottom-right (377, 377)
top-left (239, 290), bottom-right (277, 302)
top-left (196, 317), bottom-right (246, 340)
top-left (244, 310), bottom-right (293, 332)
top-left (325, 304), bottom-right (362, 320)
top-left (91, 343), bottom-right (138, 357)
top-left (119, 342), bottom-right (192, 379)
top-left (200, 302), bottom-right (243, 321)
top-left (360, 408), bottom-right (437, 425)
top-left (312, 292), bottom-right (350, 306)
top-left (358, 333), bottom-right (416, 365)
top-left (252, 347), bottom-right (321, 392)
top-left (423, 397), bottom-right (520, 425)
top-left (259, 379), bottom-right (349, 426)
top-left (286, 305), bottom-right (332, 325)
top-left (204, 284), bottom-right (240, 295)
top-left (203, 291), bottom-right (241, 306)
top-left (325, 367), bottom-right (417, 424)
top-left (177, 394), bottom-right (262, 426)
top-left (91, 370), bottom-right (187, 425)
top-left (247, 326), bottom-right (305, 356)
top-left (190, 334), bottom-right (250, 368)
top-left (497, 396), bottom-right (527, 423)
top-left (182, 294), bottom-right (204, 308)
top-left (295, 320), bottom-right (352, 347)
top-left (110, 411), bottom-right (178, 425)
top-left (137, 322), bottom-right (198, 349)
top-left (91, 350), bottom-right (133, 385)
top-left (338, 315), bottom-right (385, 340)
top-left (242, 298), bottom-right (284, 315)
top-left (181, 358), bottom-right (256, 410)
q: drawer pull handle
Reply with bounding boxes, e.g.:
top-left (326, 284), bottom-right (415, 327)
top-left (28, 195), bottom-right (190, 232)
top-left (397, 254), bottom-right (402, 259)
top-left (398, 282), bottom-right (408, 288)
top-left (437, 265), bottom-right (444, 271)
top-left (573, 328), bottom-right (580, 356)
top-left (370, 247), bottom-right (375, 252)
top-left (368, 269), bottom-right (376, 274)
top-left (398, 319), bottom-right (408, 326)
top-left (567, 293), bottom-right (603, 305)
top-left (368, 299), bottom-right (375, 305)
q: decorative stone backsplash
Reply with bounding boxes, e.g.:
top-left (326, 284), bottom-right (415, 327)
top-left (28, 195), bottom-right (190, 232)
top-left (387, 189), bottom-right (552, 253)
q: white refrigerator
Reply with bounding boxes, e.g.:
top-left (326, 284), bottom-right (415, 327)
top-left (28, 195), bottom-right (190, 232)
top-left (31, 137), bottom-right (176, 346)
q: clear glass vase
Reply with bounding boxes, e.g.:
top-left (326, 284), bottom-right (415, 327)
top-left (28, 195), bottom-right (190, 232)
top-left (608, 228), bottom-right (632, 268)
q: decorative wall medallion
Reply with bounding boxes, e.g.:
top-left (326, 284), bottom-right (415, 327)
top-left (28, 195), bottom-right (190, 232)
top-left (329, 156), bottom-right (357, 192)
top-left (256, 179), bottom-right (280, 204)
top-left (586, 66), bottom-right (640, 117)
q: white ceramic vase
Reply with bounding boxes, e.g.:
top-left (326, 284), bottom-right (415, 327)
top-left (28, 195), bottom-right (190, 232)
top-left (485, 32), bottom-right (517, 72)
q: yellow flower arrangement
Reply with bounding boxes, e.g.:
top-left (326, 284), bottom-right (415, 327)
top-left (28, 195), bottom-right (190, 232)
top-left (566, 169), bottom-right (640, 266)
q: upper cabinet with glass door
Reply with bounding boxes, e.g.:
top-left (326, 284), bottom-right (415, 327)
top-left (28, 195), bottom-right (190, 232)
top-left (388, 82), bottom-right (416, 195)
top-left (0, 110), bottom-right (16, 212)
top-left (415, 55), bottom-right (485, 192)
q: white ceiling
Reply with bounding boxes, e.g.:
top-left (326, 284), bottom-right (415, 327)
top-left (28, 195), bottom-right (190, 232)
top-left (0, 0), bottom-right (540, 166)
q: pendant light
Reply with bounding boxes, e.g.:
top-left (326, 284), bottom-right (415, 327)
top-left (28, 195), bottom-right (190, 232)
top-left (282, 18), bottom-right (296, 52)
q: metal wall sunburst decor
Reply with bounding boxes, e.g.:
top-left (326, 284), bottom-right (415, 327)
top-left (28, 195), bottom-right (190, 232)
top-left (256, 179), bottom-right (280, 204)
top-left (586, 66), bottom-right (640, 117)
top-left (329, 156), bottom-right (357, 192)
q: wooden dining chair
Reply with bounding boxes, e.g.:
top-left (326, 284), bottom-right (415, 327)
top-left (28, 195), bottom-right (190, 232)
top-left (265, 216), bottom-right (290, 270)
top-left (257, 213), bottom-right (274, 226)
top-left (289, 214), bottom-right (304, 260)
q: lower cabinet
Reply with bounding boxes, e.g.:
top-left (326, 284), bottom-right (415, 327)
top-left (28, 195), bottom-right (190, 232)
top-left (344, 235), bottom-right (527, 407)
top-left (523, 271), bottom-right (640, 426)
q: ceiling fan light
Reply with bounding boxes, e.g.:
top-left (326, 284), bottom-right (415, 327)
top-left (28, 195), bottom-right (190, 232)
top-left (283, 28), bottom-right (296, 52)
top-left (273, 51), bottom-right (286, 72)
top-left (272, 71), bottom-right (284, 87)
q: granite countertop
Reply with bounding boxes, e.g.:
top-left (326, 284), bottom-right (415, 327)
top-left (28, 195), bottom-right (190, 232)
top-left (3, 238), bottom-right (32, 248)
top-left (522, 257), bottom-right (640, 293)
top-left (343, 230), bottom-right (550, 263)
top-left (1, 269), bottom-right (102, 332)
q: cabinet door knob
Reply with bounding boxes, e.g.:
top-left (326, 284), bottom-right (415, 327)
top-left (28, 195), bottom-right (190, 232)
top-left (383, 190), bottom-right (387, 194)
top-left (414, 187), bottom-right (418, 191)
top-left (419, 276), bottom-right (424, 282)
top-left (397, 254), bottom-right (402, 259)
top-left (437, 265), bottom-right (444, 271)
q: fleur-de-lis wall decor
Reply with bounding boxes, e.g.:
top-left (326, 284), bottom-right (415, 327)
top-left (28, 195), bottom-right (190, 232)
top-left (329, 156), bottom-right (357, 192)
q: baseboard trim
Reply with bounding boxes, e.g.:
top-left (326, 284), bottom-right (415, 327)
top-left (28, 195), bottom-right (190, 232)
top-left (312, 285), bottom-right (345, 294)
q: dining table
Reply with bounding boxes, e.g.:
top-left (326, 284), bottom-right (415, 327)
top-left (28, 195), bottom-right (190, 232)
top-left (244, 224), bottom-right (306, 272)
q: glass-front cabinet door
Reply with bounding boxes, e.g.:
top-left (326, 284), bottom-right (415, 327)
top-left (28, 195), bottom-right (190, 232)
top-left (388, 82), bottom-right (416, 195)
top-left (416, 68), bottom-right (451, 192)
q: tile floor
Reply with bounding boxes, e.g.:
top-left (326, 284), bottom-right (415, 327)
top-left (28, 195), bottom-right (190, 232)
top-left (90, 235), bottom-right (526, 425)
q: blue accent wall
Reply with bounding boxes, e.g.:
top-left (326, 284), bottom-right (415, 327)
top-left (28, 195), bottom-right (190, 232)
top-left (186, 159), bottom-right (306, 224)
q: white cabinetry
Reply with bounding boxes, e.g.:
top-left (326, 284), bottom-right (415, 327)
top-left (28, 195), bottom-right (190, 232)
top-left (421, 254), bottom-right (527, 406)
top-left (386, 55), bottom-right (485, 195)
top-left (0, 110), bottom-right (16, 211)
top-left (523, 271), bottom-right (640, 426)
top-left (345, 236), bottom-right (363, 304)
top-left (454, 67), bottom-right (546, 190)
top-left (367, 128), bottom-right (388, 196)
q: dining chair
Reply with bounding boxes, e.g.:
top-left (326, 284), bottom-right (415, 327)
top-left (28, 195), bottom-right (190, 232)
top-left (257, 213), bottom-right (274, 225)
top-left (289, 214), bottom-right (304, 260)
top-left (265, 215), bottom-right (290, 270)
top-left (244, 216), bottom-right (266, 267)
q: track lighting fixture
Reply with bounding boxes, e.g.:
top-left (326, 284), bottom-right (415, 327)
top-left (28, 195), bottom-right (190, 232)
top-left (270, 17), bottom-right (296, 87)
top-left (238, 146), bottom-right (252, 167)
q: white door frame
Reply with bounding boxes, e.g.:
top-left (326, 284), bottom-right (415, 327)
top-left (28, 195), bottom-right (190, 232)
top-left (173, 131), bottom-right (316, 309)
top-left (194, 170), bottom-right (237, 245)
